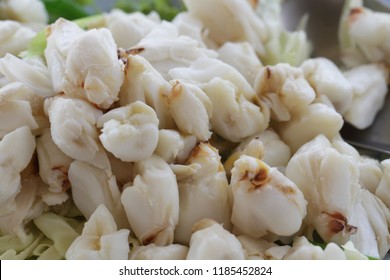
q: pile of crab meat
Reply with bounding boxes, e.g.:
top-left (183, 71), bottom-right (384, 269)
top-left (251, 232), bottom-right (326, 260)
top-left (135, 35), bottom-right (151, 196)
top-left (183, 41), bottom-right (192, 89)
top-left (0, 0), bottom-right (389, 260)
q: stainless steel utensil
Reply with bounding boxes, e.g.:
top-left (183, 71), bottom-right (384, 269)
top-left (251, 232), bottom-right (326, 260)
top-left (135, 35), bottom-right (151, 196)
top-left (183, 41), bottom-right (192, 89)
top-left (282, 0), bottom-right (390, 159)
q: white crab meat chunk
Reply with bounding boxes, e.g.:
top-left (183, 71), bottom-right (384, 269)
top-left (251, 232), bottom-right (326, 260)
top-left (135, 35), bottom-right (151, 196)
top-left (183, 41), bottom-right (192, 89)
top-left (186, 219), bottom-right (246, 260)
top-left (121, 154), bottom-right (179, 246)
top-left (275, 101), bottom-right (343, 153)
top-left (0, 54), bottom-right (54, 98)
top-left (105, 9), bottom-right (160, 49)
top-left (107, 152), bottom-right (135, 187)
top-left (230, 155), bottom-right (307, 238)
top-left (350, 188), bottom-right (390, 259)
top-left (172, 12), bottom-right (208, 47)
top-left (218, 42), bottom-right (263, 86)
top-left (68, 160), bottom-right (129, 229)
top-left (224, 137), bottom-right (264, 178)
top-left (343, 63), bottom-right (389, 129)
top-left (172, 142), bottom-right (232, 245)
top-left (237, 235), bottom-right (290, 260)
top-left (224, 129), bottom-right (291, 176)
top-left (128, 21), bottom-right (217, 79)
top-left (252, 129), bottom-right (292, 167)
top-left (283, 236), bottom-right (346, 260)
top-left (342, 241), bottom-right (371, 260)
top-left (97, 101), bottom-right (159, 162)
top-left (286, 135), bottom-right (360, 244)
top-left (0, 0), bottom-right (48, 24)
top-left (254, 63), bottom-right (316, 122)
top-left (36, 128), bottom-right (73, 205)
top-left (155, 129), bottom-right (197, 164)
top-left (332, 136), bottom-right (383, 194)
top-left (202, 77), bottom-right (269, 143)
top-left (0, 126), bottom-right (36, 216)
top-left (183, 0), bottom-right (267, 56)
top-left (165, 80), bottom-right (212, 141)
top-left (169, 57), bottom-right (257, 100)
top-left (0, 83), bottom-right (38, 138)
top-left (45, 18), bottom-right (124, 109)
top-left (118, 54), bottom-right (175, 129)
top-left (350, 190), bottom-right (378, 259)
top-left (129, 244), bottom-right (189, 260)
top-left (0, 21), bottom-right (35, 57)
top-left (339, 3), bottom-right (390, 67)
top-left (301, 57), bottom-right (353, 114)
top-left (44, 95), bottom-right (102, 162)
top-left (0, 173), bottom-right (45, 242)
top-left (44, 19), bottom-right (83, 91)
top-left (376, 159), bottom-right (390, 209)
top-left (66, 204), bottom-right (130, 260)
top-left (1, 82), bottom-right (50, 136)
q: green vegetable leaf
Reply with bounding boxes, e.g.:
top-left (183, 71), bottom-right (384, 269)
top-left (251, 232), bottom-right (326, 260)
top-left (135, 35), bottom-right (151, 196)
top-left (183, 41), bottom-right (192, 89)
top-left (41, 0), bottom-right (92, 23)
top-left (75, 0), bottom-right (94, 5)
top-left (33, 212), bottom-right (81, 258)
top-left (115, 0), bottom-right (185, 21)
top-left (0, 225), bottom-right (45, 260)
top-left (23, 30), bottom-right (47, 59)
top-left (255, 0), bottom-right (311, 66)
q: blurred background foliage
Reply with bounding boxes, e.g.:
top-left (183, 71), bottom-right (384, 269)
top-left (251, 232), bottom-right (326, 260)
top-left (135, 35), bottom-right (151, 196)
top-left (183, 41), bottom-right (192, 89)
top-left (40, 0), bottom-right (184, 22)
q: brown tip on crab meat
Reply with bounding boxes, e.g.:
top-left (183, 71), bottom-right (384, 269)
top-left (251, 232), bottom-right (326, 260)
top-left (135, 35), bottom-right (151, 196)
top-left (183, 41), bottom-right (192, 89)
top-left (141, 224), bottom-right (170, 245)
top-left (218, 162), bottom-right (225, 173)
top-left (248, 0), bottom-right (258, 9)
top-left (45, 25), bottom-right (53, 38)
top-left (277, 185), bottom-right (296, 195)
top-left (117, 48), bottom-right (128, 64)
top-left (266, 67), bottom-right (271, 79)
top-left (62, 179), bottom-right (71, 192)
top-left (250, 169), bottom-right (270, 189)
top-left (241, 161), bottom-right (271, 190)
top-left (170, 81), bottom-right (183, 100)
top-left (188, 142), bottom-right (210, 159)
top-left (127, 47), bottom-right (145, 55)
top-left (51, 166), bottom-right (71, 192)
top-left (324, 211), bottom-right (357, 234)
top-left (349, 7), bottom-right (364, 23)
top-left (328, 218), bottom-right (346, 233)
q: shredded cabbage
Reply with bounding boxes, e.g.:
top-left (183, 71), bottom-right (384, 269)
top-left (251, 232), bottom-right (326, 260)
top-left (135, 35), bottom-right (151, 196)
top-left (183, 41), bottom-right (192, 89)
top-left (255, 0), bottom-right (312, 66)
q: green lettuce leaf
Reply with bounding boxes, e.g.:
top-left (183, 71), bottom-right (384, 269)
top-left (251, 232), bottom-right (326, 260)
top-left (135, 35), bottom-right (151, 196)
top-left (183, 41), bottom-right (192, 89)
top-left (0, 226), bottom-right (44, 260)
top-left (33, 212), bottom-right (81, 258)
top-left (255, 0), bottom-right (312, 66)
top-left (115, 0), bottom-right (184, 21)
top-left (41, 0), bottom-right (92, 23)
